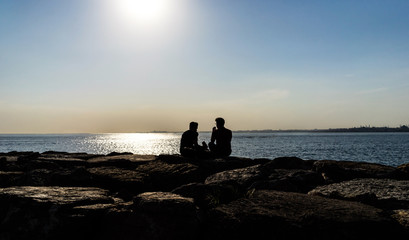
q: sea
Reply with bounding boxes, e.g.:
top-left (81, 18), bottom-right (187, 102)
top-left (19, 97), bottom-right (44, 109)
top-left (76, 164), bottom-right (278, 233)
top-left (1, 132), bottom-right (409, 167)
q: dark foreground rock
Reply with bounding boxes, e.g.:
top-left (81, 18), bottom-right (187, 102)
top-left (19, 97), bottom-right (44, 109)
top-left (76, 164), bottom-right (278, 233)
top-left (206, 190), bottom-right (408, 240)
top-left (309, 178), bottom-right (409, 210)
top-left (0, 186), bottom-right (125, 240)
top-left (1, 151), bottom-right (409, 239)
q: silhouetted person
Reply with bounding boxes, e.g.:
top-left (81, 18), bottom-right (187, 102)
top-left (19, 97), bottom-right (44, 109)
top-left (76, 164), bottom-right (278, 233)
top-left (180, 122), bottom-right (208, 158)
top-left (209, 117), bottom-right (232, 157)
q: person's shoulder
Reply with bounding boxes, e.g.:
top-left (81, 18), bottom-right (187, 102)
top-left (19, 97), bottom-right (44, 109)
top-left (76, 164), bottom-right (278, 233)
top-left (183, 130), bottom-right (197, 136)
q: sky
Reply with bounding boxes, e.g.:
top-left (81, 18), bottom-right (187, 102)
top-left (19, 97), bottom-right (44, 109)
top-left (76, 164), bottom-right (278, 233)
top-left (1, 0), bottom-right (409, 133)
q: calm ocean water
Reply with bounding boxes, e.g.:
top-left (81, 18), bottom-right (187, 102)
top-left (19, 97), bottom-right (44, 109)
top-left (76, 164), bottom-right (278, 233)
top-left (1, 132), bottom-right (408, 167)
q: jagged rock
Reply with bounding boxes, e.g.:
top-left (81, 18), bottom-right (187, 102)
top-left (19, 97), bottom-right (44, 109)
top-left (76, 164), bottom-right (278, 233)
top-left (205, 164), bottom-right (324, 194)
top-left (0, 186), bottom-right (127, 240)
top-left (308, 178), bottom-right (409, 210)
top-left (313, 160), bottom-right (400, 182)
top-left (0, 171), bottom-right (25, 187)
top-left (48, 167), bottom-right (93, 186)
top-left (25, 167), bottom-right (92, 187)
top-left (17, 152), bottom-right (40, 162)
top-left (262, 156), bottom-right (312, 170)
top-left (134, 161), bottom-right (202, 191)
top-left (3, 151), bottom-right (39, 156)
top-left (26, 160), bottom-right (61, 170)
top-left (205, 190), bottom-right (408, 240)
top-left (205, 164), bottom-right (262, 187)
top-left (88, 167), bottom-right (149, 198)
top-left (172, 183), bottom-right (243, 209)
top-left (26, 168), bottom-right (54, 185)
top-left (132, 192), bottom-right (199, 240)
top-left (198, 157), bottom-right (269, 176)
top-left (250, 168), bottom-right (324, 193)
top-left (157, 154), bottom-right (199, 164)
top-left (133, 191), bottom-right (196, 215)
top-left (1, 152), bottom-right (41, 171)
top-left (87, 154), bottom-right (156, 168)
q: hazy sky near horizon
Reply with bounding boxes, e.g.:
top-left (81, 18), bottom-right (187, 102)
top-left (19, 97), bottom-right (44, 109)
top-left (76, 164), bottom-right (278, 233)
top-left (1, 0), bottom-right (409, 133)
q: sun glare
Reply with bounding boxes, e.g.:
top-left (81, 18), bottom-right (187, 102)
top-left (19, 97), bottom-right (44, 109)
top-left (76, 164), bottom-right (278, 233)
top-left (115, 0), bottom-right (172, 28)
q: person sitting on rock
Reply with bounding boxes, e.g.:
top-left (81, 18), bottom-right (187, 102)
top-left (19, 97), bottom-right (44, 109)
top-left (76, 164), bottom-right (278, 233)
top-left (180, 121), bottom-right (208, 158)
top-left (209, 117), bottom-right (232, 157)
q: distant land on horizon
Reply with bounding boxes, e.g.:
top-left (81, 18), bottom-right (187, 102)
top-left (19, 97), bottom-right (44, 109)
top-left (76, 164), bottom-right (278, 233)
top-left (150, 125), bottom-right (409, 133)
top-left (234, 125), bottom-right (409, 133)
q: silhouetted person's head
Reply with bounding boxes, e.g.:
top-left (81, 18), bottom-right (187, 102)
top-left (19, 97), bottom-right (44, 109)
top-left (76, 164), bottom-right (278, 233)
top-left (189, 122), bottom-right (199, 131)
top-left (215, 117), bottom-right (225, 129)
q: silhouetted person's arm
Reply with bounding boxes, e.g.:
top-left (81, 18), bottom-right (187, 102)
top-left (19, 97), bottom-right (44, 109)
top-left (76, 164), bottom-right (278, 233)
top-left (211, 127), bottom-right (216, 143)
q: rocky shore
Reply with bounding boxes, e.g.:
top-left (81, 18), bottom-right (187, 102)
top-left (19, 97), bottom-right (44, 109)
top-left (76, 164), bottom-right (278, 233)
top-left (1, 151), bottom-right (409, 240)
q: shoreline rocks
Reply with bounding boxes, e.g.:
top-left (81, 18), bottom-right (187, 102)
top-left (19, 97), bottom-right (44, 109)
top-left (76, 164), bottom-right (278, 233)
top-left (1, 151), bottom-right (409, 239)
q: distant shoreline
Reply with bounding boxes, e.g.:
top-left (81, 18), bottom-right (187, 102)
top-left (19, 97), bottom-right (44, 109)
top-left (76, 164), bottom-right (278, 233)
top-left (234, 126), bottom-right (409, 133)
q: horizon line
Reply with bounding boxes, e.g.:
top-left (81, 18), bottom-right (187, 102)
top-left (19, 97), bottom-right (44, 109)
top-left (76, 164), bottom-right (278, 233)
top-left (1, 125), bottom-right (408, 135)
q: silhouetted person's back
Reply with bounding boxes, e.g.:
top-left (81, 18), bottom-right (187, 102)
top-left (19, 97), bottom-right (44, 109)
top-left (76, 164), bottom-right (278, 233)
top-left (209, 117), bottom-right (232, 157)
top-left (180, 122), bottom-right (208, 158)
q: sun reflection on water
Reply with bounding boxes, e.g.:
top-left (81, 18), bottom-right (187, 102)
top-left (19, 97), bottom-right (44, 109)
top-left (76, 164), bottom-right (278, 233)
top-left (90, 133), bottom-right (182, 155)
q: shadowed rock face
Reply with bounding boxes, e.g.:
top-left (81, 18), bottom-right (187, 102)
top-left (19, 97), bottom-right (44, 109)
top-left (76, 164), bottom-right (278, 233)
top-left (0, 186), bottom-right (114, 205)
top-left (206, 190), bottom-right (408, 240)
top-left (204, 164), bottom-right (324, 194)
top-left (309, 178), bottom-right (409, 210)
top-left (313, 160), bottom-right (402, 182)
top-left (1, 152), bottom-right (409, 239)
top-left (0, 186), bottom-right (123, 240)
top-left (131, 192), bottom-right (199, 240)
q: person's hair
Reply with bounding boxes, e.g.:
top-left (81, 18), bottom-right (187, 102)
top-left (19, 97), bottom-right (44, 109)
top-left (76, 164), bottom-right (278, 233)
top-left (215, 117), bottom-right (225, 126)
top-left (189, 122), bottom-right (198, 129)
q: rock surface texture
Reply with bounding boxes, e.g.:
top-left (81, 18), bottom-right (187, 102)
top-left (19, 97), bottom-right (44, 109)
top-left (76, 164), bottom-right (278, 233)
top-left (1, 151), bottom-right (409, 239)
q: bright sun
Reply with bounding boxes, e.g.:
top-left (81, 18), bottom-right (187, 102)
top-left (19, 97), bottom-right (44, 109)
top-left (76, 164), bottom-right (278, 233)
top-left (115, 0), bottom-right (172, 28)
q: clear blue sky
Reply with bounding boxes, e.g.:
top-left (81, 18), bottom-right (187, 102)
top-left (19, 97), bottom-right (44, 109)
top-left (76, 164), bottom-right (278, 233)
top-left (1, 0), bottom-right (409, 133)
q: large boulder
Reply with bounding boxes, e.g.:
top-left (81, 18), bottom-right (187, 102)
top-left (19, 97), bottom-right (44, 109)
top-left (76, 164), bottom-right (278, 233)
top-left (172, 183), bottom-right (243, 209)
top-left (198, 157), bottom-right (269, 176)
top-left (88, 167), bottom-right (149, 198)
top-left (308, 178), bottom-right (409, 210)
top-left (250, 168), bottom-right (324, 193)
top-left (132, 192), bottom-right (199, 240)
top-left (205, 164), bottom-right (263, 188)
top-left (205, 163), bottom-right (323, 194)
top-left (313, 160), bottom-right (400, 182)
top-left (134, 160), bottom-right (202, 191)
top-left (0, 152), bottom-right (40, 171)
top-left (205, 190), bottom-right (408, 240)
top-left (25, 167), bottom-right (93, 187)
top-left (261, 156), bottom-right (313, 170)
top-left (0, 186), bottom-right (128, 240)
